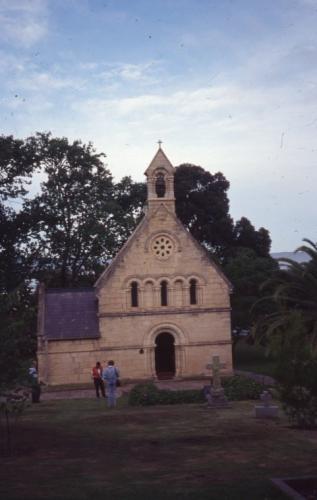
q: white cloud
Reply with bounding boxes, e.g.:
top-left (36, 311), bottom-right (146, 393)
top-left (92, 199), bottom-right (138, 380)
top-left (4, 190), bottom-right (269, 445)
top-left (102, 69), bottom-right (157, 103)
top-left (0, 0), bottom-right (46, 13)
top-left (75, 85), bottom-right (243, 119)
top-left (98, 61), bottom-right (163, 86)
top-left (16, 71), bottom-right (85, 92)
top-left (0, 0), bottom-right (48, 47)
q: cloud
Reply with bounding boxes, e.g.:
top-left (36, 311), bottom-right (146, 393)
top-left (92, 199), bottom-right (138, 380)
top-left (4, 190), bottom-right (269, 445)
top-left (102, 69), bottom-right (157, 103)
top-left (16, 71), bottom-right (85, 92)
top-left (93, 61), bottom-right (163, 86)
top-left (75, 85), bottom-right (242, 119)
top-left (0, 0), bottom-right (48, 47)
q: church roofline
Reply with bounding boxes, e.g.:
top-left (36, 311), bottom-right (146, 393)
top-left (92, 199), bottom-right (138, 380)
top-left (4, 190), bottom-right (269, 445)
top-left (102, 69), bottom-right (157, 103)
top-left (166, 207), bottom-right (233, 291)
top-left (94, 201), bottom-right (232, 292)
top-left (144, 146), bottom-right (175, 176)
top-left (94, 214), bottom-right (148, 290)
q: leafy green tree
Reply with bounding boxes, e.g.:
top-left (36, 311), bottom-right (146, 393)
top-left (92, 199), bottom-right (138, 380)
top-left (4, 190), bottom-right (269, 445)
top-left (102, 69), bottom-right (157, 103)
top-left (273, 312), bottom-right (317, 428)
top-left (253, 239), bottom-right (317, 427)
top-left (174, 164), bottom-right (234, 259)
top-left (255, 239), bottom-right (317, 353)
top-left (24, 133), bottom-right (124, 287)
top-left (0, 284), bottom-right (36, 389)
top-left (0, 135), bottom-right (39, 200)
top-left (113, 176), bottom-right (146, 241)
top-left (0, 135), bottom-right (40, 293)
top-left (0, 135), bottom-right (39, 384)
top-left (224, 248), bottom-right (278, 339)
top-left (233, 217), bottom-right (271, 258)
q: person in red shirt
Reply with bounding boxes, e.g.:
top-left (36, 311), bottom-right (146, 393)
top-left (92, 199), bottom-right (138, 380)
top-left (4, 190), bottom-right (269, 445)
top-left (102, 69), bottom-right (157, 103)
top-left (92, 361), bottom-right (106, 398)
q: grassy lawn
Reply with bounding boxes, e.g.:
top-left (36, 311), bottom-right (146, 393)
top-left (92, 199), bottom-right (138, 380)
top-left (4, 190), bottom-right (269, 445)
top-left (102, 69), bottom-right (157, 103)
top-left (233, 339), bottom-right (277, 377)
top-left (1, 396), bottom-right (317, 500)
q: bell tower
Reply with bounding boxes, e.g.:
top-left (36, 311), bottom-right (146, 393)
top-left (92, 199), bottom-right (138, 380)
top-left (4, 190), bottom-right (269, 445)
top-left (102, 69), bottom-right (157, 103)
top-left (144, 142), bottom-right (175, 214)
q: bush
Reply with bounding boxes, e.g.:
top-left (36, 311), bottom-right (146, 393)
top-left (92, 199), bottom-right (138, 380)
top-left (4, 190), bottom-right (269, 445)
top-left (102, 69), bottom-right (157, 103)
top-left (128, 382), bottom-right (204, 406)
top-left (0, 387), bottom-right (30, 455)
top-left (128, 376), bottom-right (265, 407)
top-left (223, 375), bottom-right (264, 400)
top-left (275, 351), bottom-right (317, 429)
top-left (128, 383), bottom-right (161, 406)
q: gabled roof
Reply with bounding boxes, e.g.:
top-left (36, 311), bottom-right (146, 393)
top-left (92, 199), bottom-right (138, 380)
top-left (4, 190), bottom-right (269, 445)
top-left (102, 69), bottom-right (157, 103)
top-left (94, 202), bottom-right (232, 291)
top-left (44, 288), bottom-right (99, 340)
top-left (94, 215), bottom-right (149, 290)
top-left (144, 147), bottom-right (175, 176)
top-left (167, 207), bottom-right (233, 290)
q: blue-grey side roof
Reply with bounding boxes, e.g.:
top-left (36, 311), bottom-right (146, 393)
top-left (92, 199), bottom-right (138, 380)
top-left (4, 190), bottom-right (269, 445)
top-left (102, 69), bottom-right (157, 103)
top-left (44, 288), bottom-right (99, 340)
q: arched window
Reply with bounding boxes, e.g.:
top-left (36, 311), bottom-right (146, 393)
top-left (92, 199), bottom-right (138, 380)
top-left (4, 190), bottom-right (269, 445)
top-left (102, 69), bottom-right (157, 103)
top-left (155, 173), bottom-right (166, 198)
top-left (144, 281), bottom-right (154, 308)
top-left (160, 280), bottom-right (168, 306)
top-left (174, 280), bottom-right (183, 307)
top-left (131, 281), bottom-right (138, 307)
top-left (189, 279), bottom-right (197, 305)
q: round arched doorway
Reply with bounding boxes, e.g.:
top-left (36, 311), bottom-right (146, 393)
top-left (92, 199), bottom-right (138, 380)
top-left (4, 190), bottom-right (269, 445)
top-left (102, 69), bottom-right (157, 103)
top-left (155, 332), bottom-right (175, 379)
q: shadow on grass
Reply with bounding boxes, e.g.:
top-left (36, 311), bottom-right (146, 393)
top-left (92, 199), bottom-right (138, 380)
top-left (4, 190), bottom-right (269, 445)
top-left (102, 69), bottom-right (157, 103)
top-left (1, 399), bottom-right (314, 500)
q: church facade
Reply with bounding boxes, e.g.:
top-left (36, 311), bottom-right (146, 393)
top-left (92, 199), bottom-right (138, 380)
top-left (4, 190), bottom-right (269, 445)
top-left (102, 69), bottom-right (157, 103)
top-left (37, 147), bottom-right (233, 385)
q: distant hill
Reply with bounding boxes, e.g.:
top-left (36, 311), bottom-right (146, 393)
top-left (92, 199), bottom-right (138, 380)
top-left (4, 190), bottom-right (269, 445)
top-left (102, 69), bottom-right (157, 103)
top-left (271, 251), bottom-right (310, 264)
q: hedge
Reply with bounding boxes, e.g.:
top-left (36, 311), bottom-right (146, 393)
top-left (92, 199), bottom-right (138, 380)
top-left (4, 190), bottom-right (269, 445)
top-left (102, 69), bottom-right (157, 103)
top-left (128, 375), bottom-right (265, 406)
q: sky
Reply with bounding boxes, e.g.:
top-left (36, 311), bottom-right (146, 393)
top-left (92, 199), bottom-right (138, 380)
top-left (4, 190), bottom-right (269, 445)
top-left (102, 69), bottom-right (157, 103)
top-left (1, 0), bottom-right (317, 252)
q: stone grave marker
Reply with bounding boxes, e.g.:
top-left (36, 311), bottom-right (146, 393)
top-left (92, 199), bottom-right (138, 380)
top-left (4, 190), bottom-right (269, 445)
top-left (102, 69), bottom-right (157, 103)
top-left (255, 390), bottom-right (279, 419)
top-left (203, 355), bottom-right (230, 408)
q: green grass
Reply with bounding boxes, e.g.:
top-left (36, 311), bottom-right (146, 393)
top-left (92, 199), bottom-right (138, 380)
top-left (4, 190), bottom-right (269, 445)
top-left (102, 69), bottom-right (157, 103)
top-left (1, 397), bottom-right (317, 499)
top-left (234, 339), bottom-right (277, 377)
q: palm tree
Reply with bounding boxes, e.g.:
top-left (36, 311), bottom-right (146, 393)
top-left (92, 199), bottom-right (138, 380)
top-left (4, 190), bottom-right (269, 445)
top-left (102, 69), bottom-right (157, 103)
top-left (254, 239), bottom-right (317, 355)
top-left (253, 239), bottom-right (317, 428)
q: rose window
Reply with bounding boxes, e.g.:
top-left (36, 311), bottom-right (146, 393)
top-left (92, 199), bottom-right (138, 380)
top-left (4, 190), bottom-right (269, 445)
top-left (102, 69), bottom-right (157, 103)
top-left (151, 235), bottom-right (174, 259)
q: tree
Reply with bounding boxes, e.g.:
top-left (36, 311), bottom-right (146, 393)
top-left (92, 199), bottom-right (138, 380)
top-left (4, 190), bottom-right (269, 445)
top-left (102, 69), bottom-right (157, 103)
top-left (0, 135), bottom-right (39, 200)
top-left (0, 135), bottom-right (39, 382)
top-left (255, 239), bottom-right (317, 353)
top-left (253, 239), bottom-right (317, 427)
top-left (174, 164), bottom-right (234, 259)
top-left (233, 217), bottom-right (271, 258)
top-left (24, 133), bottom-right (124, 287)
top-left (113, 176), bottom-right (146, 241)
top-left (0, 135), bottom-right (40, 293)
top-left (273, 312), bottom-right (317, 428)
top-left (224, 248), bottom-right (278, 339)
top-left (0, 284), bottom-right (36, 389)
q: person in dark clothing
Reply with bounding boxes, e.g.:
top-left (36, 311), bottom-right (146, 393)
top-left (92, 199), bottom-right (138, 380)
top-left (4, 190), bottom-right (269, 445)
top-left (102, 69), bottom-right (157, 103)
top-left (92, 361), bottom-right (106, 398)
top-left (29, 361), bottom-right (41, 403)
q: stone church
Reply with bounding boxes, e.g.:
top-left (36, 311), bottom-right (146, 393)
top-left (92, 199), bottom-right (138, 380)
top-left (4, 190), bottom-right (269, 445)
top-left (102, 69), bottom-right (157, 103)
top-left (37, 146), bottom-right (233, 385)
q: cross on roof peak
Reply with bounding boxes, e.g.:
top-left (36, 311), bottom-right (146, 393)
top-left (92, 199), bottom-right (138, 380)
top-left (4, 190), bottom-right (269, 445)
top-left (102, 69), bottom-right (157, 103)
top-left (157, 139), bottom-right (163, 149)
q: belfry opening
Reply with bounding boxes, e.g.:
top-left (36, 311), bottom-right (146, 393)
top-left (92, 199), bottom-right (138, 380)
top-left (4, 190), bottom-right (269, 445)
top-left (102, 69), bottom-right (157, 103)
top-left (155, 332), bottom-right (176, 379)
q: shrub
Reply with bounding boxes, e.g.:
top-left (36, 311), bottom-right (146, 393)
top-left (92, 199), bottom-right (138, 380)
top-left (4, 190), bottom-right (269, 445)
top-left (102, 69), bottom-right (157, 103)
top-left (275, 350), bottom-right (317, 429)
top-left (128, 382), bottom-right (205, 406)
top-left (223, 375), bottom-right (264, 400)
top-left (128, 376), bottom-right (265, 407)
top-left (0, 387), bottom-right (30, 455)
top-left (128, 383), bottom-right (161, 406)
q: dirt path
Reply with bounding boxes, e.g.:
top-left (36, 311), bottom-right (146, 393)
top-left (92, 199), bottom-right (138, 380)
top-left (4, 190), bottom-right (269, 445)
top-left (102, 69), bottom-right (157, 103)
top-left (41, 370), bottom-right (274, 401)
top-left (41, 379), bottom-right (207, 401)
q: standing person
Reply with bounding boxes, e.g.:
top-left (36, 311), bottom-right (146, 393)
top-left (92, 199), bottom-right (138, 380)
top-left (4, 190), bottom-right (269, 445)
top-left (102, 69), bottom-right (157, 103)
top-left (92, 361), bottom-right (106, 398)
top-left (102, 360), bottom-right (120, 408)
top-left (29, 361), bottom-right (41, 403)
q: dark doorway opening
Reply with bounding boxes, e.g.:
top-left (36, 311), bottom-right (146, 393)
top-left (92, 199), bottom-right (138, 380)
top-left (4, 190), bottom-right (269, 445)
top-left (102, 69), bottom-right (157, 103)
top-left (155, 332), bottom-right (175, 379)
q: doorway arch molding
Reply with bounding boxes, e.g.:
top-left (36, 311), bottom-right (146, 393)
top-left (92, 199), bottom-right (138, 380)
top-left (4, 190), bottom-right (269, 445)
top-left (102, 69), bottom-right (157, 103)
top-left (144, 323), bottom-right (187, 378)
